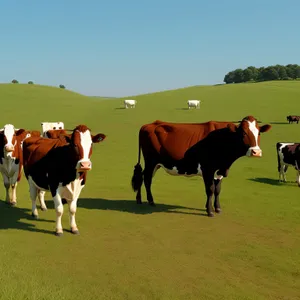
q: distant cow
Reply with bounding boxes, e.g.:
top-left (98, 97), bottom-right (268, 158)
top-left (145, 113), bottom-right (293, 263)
top-left (124, 99), bottom-right (136, 109)
top-left (131, 116), bottom-right (271, 217)
top-left (187, 100), bottom-right (200, 109)
top-left (286, 115), bottom-right (300, 124)
top-left (41, 122), bottom-right (64, 137)
top-left (0, 124), bottom-right (40, 206)
top-left (276, 142), bottom-right (300, 185)
top-left (23, 125), bottom-right (106, 236)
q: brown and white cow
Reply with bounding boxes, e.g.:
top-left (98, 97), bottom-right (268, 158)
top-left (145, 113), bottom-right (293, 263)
top-left (22, 125), bottom-right (106, 236)
top-left (287, 115), bottom-right (300, 124)
top-left (276, 142), bottom-right (300, 185)
top-left (131, 116), bottom-right (271, 217)
top-left (0, 124), bottom-right (40, 205)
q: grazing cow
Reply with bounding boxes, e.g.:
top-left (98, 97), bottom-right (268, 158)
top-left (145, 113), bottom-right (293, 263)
top-left (22, 125), bottom-right (106, 236)
top-left (124, 99), bottom-right (136, 109)
top-left (41, 122), bottom-right (64, 137)
top-left (0, 124), bottom-right (40, 205)
top-left (187, 100), bottom-right (200, 109)
top-left (276, 142), bottom-right (300, 185)
top-left (131, 116), bottom-right (271, 217)
top-left (286, 115), bottom-right (300, 124)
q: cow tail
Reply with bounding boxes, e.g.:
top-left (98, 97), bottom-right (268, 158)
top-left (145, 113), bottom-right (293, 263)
top-left (276, 142), bottom-right (281, 173)
top-left (131, 134), bottom-right (144, 192)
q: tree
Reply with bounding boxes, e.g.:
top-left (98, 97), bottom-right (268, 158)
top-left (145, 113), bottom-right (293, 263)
top-left (232, 69), bottom-right (244, 83)
top-left (243, 68), bottom-right (254, 82)
top-left (262, 66), bottom-right (279, 81)
top-left (11, 79), bottom-right (18, 84)
top-left (224, 71), bottom-right (235, 84)
top-left (59, 84), bottom-right (66, 89)
top-left (28, 81), bottom-right (34, 84)
top-left (246, 66), bottom-right (259, 81)
top-left (277, 66), bottom-right (288, 80)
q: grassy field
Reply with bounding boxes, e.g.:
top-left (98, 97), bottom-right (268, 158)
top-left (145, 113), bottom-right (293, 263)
top-left (0, 81), bottom-right (299, 300)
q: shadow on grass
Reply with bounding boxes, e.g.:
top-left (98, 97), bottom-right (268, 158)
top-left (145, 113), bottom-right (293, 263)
top-left (45, 198), bottom-right (208, 217)
top-left (114, 107), bottom-right (126, 110)
top-left (176, 108), bottom-right (196, 110)
top-left (269, 122), bottom-right (291, 125)
top-left (0, 200), bottom-right (54, 235)
top-left (248, 177), bottom-right (298, 186)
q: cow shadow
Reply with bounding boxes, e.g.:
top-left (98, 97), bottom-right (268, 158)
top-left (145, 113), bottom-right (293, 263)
top-left (248, 177), bottom-right (297, 186)
top-left (46, 198), bottom-right (208, 216)
top-left (269, 122), bottom-right (290, 125)
top-left (115, 107), bottom-right (126, 110)
top-left (0, 200), bottom-right (54, 235)
top-left (176, 108), bottom-right (194, 110)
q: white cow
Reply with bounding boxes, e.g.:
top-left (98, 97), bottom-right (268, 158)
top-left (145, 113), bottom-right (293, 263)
top-left (41, 122), bottom-right (64, 137)
top-left (124, 99), bottom-right (136, 109)
top-left (187, 100), bottom-right (200, 109)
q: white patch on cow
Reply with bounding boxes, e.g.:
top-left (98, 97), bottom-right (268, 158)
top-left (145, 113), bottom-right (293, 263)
top-left (79, 130), bottom-right (93, 163)
top-left (155, 163), bottom-right (202, 177)
top-left (41, 122), bottom-right (64, 137)
top-left (58, 178), bottom-right (84, 201)
top-left (3, 124), bottom-right (16, 151)
top-left (245, 120), bottom-right (262, 156)
top-left (214, 170), bottom-right (223, 180)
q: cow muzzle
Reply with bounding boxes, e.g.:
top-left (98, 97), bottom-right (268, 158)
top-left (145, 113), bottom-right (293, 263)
top-left (5, 145), bottom-right (14, 152)
top-left (77, 160), bottom-right (92, 171)
top-left (247, 147), bottom-right (262, 157)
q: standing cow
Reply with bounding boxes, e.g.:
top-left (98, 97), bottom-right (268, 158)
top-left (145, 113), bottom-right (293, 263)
top-left (22, 125), bottom-right (106, 236)
top-left (0, 124), bottom-right (40, 206)
top-left (124, 99), bottom-right (136, 109)
top-left (131, 116), bottom-right (271, 217)
top-left (276, 142), bottom-right (300, 185)
top-left (286, 115), bottom-right (300, 124)
top-left (187, 100), bottom-right (200, 109)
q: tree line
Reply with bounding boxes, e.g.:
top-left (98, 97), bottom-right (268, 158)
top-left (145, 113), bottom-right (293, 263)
top-left (224, 64), bottom-right (300, 84)
top-left (11, 79), bottom-right (66, 89)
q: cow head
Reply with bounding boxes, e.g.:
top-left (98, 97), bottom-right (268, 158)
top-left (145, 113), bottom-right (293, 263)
top-left (227, 116), bottom-right (271, 157)
top-left (70, 125), bottom-right (106, 171)
top-left (0, 124), bottom-right (31, 156)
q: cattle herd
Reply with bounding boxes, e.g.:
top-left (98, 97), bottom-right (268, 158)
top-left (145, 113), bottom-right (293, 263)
top-left (0, 114), bottom-right (299, 236)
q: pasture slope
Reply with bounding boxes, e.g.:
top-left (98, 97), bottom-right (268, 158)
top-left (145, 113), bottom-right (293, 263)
top-left (0, 81), bottom-right (299, 300)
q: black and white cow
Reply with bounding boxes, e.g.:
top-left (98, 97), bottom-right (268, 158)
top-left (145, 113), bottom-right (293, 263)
top-left (276, 142), bottom-right (300, 185)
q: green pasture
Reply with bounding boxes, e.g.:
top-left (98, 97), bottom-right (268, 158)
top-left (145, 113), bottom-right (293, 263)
top-left (0, 81), bottom-right (299, 299)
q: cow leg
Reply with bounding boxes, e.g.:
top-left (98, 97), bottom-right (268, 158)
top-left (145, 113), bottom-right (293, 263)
top-left (296, 171), bottom-right (300, 187)
top-left (38, 190), bottom-right (47, 211)
top-left (29, 181), bottom-right (39, 219)
top-left (203, 172), bottom-right (215, 217)
top-left (68, 199), bottom-right (79, 234)
top-left (53, 192), bottom-right (64, 236)
top-left (213, 179), bottom-right (222, 213)
top-left (11, 182), bottom-right (17, 206)
top-left (143, 163), bottom-right (156, 206)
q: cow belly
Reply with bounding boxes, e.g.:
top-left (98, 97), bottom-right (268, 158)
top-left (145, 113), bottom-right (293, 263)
top-left (156, 163), bottom-right (202, 177)
top-left (58, 179), bottom-right (84, 201)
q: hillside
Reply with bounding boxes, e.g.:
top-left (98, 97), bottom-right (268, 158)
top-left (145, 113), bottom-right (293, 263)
top-left (0, 80), bottom-right (300, 299)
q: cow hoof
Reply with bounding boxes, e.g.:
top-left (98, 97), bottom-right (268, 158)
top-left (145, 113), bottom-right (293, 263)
top-left (31, 213), bottom-right (39, 220)
top-left (207, 212), bottom-right (214, 217)
top-left (148, 202), bottom-right (156, 207)
top-left (136, 199), bottom-right (142, 204)
top-left (41, 206), bottom-right (47, 211)
top-left (215, 208), bottom-right (221, 213)
top-left (55, 232), bottom-right (63, 237)
top-left (71, 229), bottom-right (80, 235)
top-left (10, 202), bottom-right (17, 207)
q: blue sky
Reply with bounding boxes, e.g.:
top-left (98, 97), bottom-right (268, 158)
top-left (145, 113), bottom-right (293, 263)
top-left (0, 0), bottom-right (299, 97)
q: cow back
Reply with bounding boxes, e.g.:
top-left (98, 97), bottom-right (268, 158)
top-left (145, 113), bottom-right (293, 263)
top-left (141, 121), bottom-right (233, 160)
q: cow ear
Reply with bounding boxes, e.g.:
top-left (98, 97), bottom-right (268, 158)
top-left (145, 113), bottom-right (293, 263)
top-left (227, 123), bottom-right (237, 132)
top-left (16, 129), bottom-right (26, 136)
top-left (259, 124), bottom-right (272, 133)
top-left (92, 133), bottom-right (106, 143)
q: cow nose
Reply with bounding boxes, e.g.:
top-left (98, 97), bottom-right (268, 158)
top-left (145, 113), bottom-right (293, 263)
top-left (251, 149), bottom-right (262, 157)
top-left (5, 145), bottom-right (14, 152)
top-left (80, 161), bottom-right (91, 170)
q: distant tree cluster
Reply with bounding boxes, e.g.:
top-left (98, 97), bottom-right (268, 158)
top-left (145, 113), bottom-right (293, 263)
top-left (224, 64), bottom-right (300, 84)
top-left (10, 79), bottom-right (66, 89)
